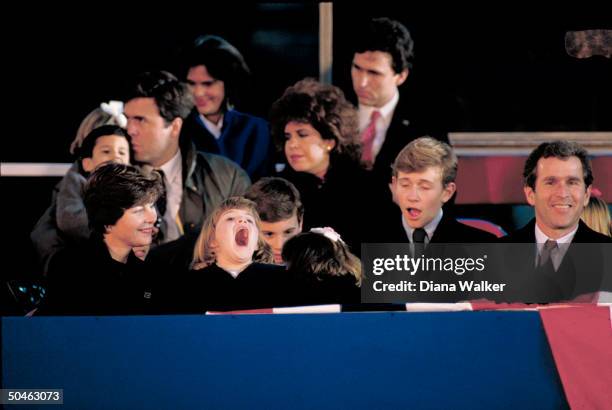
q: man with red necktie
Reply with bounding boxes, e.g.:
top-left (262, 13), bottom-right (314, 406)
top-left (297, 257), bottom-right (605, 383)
top-left (350, 17), bottom-right (448, 185)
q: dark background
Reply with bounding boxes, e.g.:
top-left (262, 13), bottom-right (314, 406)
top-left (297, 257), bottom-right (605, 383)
top-left (2, 4), bottom-right (611, 285)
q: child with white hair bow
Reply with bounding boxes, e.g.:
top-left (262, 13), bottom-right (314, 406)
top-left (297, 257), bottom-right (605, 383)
top-left (281, 226), bottom-right (362, 306)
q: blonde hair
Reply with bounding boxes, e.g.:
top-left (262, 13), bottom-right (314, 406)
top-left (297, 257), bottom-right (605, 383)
top-left (392, 136), bottom-right (457, 186)
top-left (70, 106), bottom-right (125, 155)
top-left (581, 196), bottom-right (611, 237)
top-left (192, 197), bottom-right (274, 269)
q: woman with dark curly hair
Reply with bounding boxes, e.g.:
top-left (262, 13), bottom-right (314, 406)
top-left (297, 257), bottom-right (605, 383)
top-left (270, 78), bottom-right (386, 253)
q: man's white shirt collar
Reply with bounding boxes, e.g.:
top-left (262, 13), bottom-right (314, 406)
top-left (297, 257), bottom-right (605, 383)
top-left (534, 222), bottom-right (578, 270)
top-left (402, 208), bottom-right (444, 244)
top-left (158, 148), bottom-right (182, 185)
top-left (157, 149), bottom-right (183, 242)
top-left (358, 91), bottom-right (399, 161)
top-left (534, 223), bottom-right (578, 245)
top-left (358, 91), bottom-right (399, 131)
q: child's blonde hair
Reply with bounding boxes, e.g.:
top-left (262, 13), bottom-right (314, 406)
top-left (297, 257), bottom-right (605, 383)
top-left (581, 196), bottom-right (611, 237)
top-left (192, 197), bottom-right (274, 269)
top-left (70, 102), bottom-right (127, 154)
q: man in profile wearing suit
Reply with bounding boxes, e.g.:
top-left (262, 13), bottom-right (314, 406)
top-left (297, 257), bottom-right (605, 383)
top-left (350, 17), bottom-right (447, 185)
top-left (500, 140), bottom-right (611, 302)
top-left (123, 71), bottom-right (250, 244)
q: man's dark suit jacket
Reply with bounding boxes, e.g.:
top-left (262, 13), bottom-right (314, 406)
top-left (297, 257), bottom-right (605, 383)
top-left (499, 218), bottom-right (612, 244)
top-left (375, 211), bottom-right (497, 303)
top-left (371, 95), bottom-right (448, 186)
top-left (497, 219), bottom-right (612, 303)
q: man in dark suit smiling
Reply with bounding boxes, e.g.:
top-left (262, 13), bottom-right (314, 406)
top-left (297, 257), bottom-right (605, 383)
top-left (500, 140), bottom-right (611, 302)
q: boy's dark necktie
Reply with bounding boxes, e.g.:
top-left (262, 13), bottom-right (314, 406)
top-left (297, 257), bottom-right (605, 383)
top-left (413, 228), bottom-right (427, 258)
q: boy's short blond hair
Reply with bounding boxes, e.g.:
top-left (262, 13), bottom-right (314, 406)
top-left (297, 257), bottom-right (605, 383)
top-left (392, 137), bottom-right (457, 185)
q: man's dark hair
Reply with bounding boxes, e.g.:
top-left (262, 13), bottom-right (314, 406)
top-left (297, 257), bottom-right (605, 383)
top-left (178, 35), bottom-right (251, 109)
top-left (523, 140), bottom-right (593, 190)
top-left (84, 163), bottom-right (163, 236)
top-left (353, 17), bottom-right (414, 73)
top-left (124, 71), bottom-right (193, 124)
top-left (244, 177), bottom-right (304, 223)
top-left (77, 125), bottom-right (130, 160)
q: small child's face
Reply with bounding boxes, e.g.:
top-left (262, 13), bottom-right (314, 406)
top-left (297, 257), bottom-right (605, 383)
top-left (212, 208), bottom-right (259, 264)
top-left (83, 135), bottom-right (130, 172)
